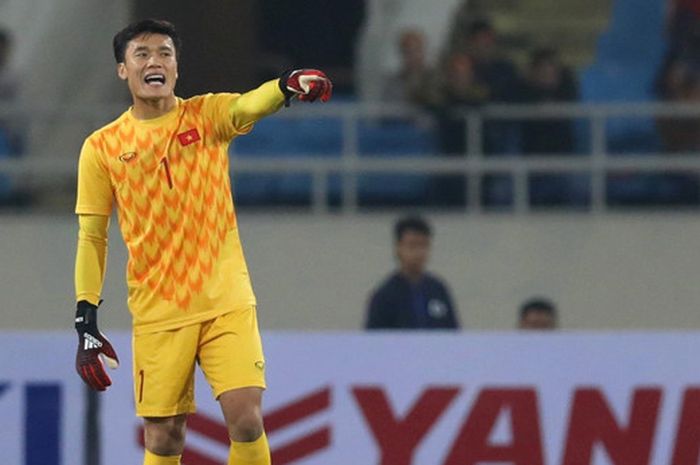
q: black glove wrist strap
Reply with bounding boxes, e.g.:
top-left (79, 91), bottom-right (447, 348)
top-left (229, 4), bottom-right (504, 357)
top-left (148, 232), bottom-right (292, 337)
top-left (278, 69), bottom-right (295, 107)
top-left (75, 300), bottom-right (99, 332)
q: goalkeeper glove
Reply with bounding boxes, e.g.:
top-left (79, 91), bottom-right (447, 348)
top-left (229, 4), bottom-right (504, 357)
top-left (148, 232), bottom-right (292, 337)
top-left (279, 69), bottom-right (333, 107)
top-left (75, 300), bottom-right (119, 391)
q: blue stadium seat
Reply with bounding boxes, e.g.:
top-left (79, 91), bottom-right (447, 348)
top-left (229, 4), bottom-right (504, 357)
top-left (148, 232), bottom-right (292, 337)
top-left (230, 108), bottom-right (437, 206)
top-left (580, 0), bottom-right (666, 153)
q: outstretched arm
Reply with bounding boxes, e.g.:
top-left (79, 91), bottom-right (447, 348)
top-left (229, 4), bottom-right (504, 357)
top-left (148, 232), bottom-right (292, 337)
top-left (231, 69), bottom-right (333, 131)
top-left (230, 80), bottom-right (286, 132)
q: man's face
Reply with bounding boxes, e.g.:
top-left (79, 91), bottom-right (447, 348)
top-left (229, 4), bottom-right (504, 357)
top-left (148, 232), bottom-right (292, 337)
top-left (117, 33), bottom-right (178, 101)
top-left (396, 231), bottom-right (431, 275)
top-left (531, 60), bottom-right (561, 89)
top-left (519, 310), bottom-right (557, 330)
top-left (468, 30), bottom-right (496, 61)
top-left (399, 31), bottom-right (426, 69)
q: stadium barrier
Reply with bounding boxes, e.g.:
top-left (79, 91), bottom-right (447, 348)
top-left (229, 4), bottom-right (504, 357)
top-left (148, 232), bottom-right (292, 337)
top-left (2, 102), bottom-right (700, 212)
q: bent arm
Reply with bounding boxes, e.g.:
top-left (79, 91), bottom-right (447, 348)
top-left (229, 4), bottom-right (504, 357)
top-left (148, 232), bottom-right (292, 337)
top-left (231, 80), bottom-right (285, 132)
top-left (75, 214), bottom-right (109, 305)
top-left (366, 293), bottom-right (394, 329)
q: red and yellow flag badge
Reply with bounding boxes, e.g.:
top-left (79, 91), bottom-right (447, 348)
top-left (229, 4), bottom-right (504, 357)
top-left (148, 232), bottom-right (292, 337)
top-left (177, 128), bottom-right (200, 146)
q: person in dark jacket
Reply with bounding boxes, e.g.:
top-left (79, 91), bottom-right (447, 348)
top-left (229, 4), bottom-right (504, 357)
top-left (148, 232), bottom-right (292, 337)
top-left (365, 216), bottom-right (460, 330)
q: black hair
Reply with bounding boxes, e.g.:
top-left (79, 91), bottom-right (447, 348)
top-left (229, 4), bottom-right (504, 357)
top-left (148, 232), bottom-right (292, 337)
top-left (467, 19), bottom-right (494, 39)
top-left (0, 28), bottom-right (11, 47)
top-left (520, 297), bottom-right (557, 321)
top-left (112, 19), bottom-right (181, 64)
top-left (530, 47), bottom-right (559, 67)
top-left (394, 216), bottom-right (432, 242)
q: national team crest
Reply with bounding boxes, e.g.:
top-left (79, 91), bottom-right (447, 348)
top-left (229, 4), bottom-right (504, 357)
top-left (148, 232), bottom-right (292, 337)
top-left (177, 128), bottom-right (201, 146)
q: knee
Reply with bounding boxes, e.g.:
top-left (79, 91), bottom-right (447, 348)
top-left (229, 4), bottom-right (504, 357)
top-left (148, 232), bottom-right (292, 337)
top-left (229, 408), bottom-right (264, 443)
top-left (143, 415), bottom-right (187, 456)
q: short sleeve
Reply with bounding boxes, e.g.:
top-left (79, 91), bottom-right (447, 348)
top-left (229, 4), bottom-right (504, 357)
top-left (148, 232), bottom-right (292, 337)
top-left (75, 137), bottom-right (113, 215)
top-left (200, 93), bottom-right (252, 142)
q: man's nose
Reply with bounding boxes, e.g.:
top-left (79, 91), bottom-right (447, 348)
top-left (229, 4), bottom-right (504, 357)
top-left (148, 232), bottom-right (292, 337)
top-left (146, 55), bottom-right (162, 67)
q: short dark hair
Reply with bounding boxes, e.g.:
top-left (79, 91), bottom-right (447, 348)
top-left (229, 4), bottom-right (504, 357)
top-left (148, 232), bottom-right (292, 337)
top-left (0, 29), bottom-right (10, 45)
top-left (520, 297), bottom-right (557, 321)
top-left (395, 216), bottom-right (432, 242)
top-left (113, 19), bottom-right (181, 64)
top-left (530, 47), bottom-right (558, 67)
top-left (467, 19), bottom-right (494, 39)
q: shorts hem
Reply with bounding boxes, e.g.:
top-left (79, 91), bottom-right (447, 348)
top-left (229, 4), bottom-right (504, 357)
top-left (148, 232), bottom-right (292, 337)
top-left (135, 404), bottom-right (197, 418)
top-left (214, 381), bottom-right (267, 400)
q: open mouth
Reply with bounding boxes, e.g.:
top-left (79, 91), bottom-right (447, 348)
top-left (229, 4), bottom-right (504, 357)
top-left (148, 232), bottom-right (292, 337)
top-left (144, 73), bottom-right (166, 87)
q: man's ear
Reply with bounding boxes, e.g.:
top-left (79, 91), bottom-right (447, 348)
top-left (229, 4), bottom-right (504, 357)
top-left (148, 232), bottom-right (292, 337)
top-left (117, 63), bottom-right (127, 81)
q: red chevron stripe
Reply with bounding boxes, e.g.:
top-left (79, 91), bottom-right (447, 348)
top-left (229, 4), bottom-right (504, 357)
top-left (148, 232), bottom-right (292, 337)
top-left (265, 386), bottom-right (331, 434)
top-left (138, 386), bottom-right (332, 464)
top-left (271, 426), bottom-right (331, 465)
top-left (182, 447), bottom-right (222, 465)
top-left (187, 411), bottom-right (230, 445)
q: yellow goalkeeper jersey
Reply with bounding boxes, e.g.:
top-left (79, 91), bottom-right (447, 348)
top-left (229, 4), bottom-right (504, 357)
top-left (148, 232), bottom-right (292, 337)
top-left (76, 89), bottom-right (281, 335)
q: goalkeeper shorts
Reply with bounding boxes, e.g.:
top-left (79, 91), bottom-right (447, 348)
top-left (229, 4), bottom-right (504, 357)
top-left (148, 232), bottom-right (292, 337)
top-left (132, 306), bottom-right (266, 417)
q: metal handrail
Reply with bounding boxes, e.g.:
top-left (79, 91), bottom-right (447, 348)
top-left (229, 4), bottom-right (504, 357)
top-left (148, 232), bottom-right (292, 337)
top-left (1, 101), bottom-right (700, 213)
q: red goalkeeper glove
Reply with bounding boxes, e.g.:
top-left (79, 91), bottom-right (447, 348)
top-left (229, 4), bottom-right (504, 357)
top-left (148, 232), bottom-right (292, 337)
top-left (279, 69), bottom-right (333, 107)
top-left (74, 300), bottom-right (119, 391)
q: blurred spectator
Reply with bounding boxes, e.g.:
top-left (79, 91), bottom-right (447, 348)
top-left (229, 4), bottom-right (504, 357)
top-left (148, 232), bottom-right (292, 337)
top-left (0, 29), bottom-right (19, 102)
top-left (384, 29), bottom-right (439, 107)
top-left (447, 19), bottom-right (518, 103)
top-left (658, 0), bottom-right (700, 152)
top-left (518, 297), bottom-right (558, 330)
top-left (365, 216), bottom-right (459, 330)
top-left (424, 53), bottom-right (488, 206)
top-left (436, 18), bottom-right (519, 162)
top-left (655, 56), bottom-right (700, 151)
top-left (517, 48), bottom-right (578, 154)
top-left (0, 27), bottom-right (22, 206)
top-left (0, 28), bottom-right (19, 150)
top-left (430, 19), bottom-right (519, 205)
top-left (434, 52), bottom-right (489, 154)
top-left (667, 0), bottom-right (700, 58)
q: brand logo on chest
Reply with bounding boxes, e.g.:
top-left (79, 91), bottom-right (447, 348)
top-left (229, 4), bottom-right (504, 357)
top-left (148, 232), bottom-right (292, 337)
top-left (118, 151), bottom-right (138, 163)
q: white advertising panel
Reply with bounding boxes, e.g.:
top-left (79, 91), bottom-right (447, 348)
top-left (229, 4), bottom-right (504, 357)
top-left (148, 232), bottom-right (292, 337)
top-left (98, 332), bottom-right (700, 465)
top-left (1, 332), bottom-right (699, 465)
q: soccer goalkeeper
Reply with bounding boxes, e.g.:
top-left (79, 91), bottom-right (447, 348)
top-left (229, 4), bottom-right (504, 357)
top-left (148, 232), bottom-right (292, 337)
top-left (73, 19), bottom-right (332, 465)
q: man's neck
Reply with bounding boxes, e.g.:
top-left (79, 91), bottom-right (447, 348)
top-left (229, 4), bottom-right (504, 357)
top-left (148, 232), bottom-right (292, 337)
top-left (399, 268), bottom-right (424, 284)
top-left (131, 95), bottom-right (177, 120)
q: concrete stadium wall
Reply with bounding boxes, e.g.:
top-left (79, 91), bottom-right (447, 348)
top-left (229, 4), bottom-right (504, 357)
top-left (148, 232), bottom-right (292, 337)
top-left (0, 0), bottom-right (130, 160)
top-left (2, 213), bottom-right (700, 331)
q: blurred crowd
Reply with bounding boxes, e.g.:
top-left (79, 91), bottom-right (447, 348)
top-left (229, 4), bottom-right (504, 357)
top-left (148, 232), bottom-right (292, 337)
top-left (4, 0), bottom-right (700, 210)
top-left (384, 16), bottom-right (581, 207)
top-left (386, 18), bottom-right (578, 156)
